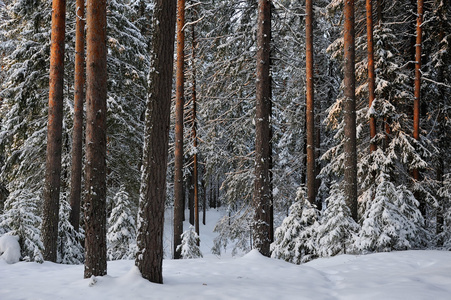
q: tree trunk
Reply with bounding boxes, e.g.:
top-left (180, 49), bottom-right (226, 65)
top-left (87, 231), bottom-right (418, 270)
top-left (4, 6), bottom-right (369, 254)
top-left (253, 0), bottom-right (271, 257)
top-left (315, 101), bottom-right (322, 210)
top-left (173, 0), bottom-right (185, 260)
top-left (436, 1), bottom-right (445, 239)
top-left (188, 168), bottom-right (194, 225)
top-left (305, 0), bottom-right (316, 205)
top-left (135, 0), bottom-right (176, 284)
top-left (412, 0), bottom-right (423, 181)
top-left (367, 0), bottom-right (377, 152)
top-left (192, 16), bottom-right (199, 237)
top-left (343, 0), bottom-right (358, 221)
top-left (376, 0), bottom-right (383, 25)
top-left (42, 0), bottom-right (66, 262)
top-left (69, 0), bottom-right (85, 233)
top-left (84, 0), bottom-right (108, 278)
top-left (202, 173), bottom-right (206, 225)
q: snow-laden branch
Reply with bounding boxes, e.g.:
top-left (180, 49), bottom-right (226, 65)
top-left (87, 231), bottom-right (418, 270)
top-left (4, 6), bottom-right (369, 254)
top-left (182, 15), bottom-right (205, 31)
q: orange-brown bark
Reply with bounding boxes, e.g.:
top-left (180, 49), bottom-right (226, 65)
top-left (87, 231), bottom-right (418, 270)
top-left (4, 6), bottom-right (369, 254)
top-left (69, 0), bottom-right (85, 233)
top-left (173, 0), bottom-right (185, 260)
top-left (306, 0), bottom-right (316, 205)
top-left (367, 0), bottom-right (377, 152)
top-left (413, 0), bottom-right (423, 181)
top-left (42, 0), bottom-right (66, 262)
top-left (84, 0), bottom-right (108, 278)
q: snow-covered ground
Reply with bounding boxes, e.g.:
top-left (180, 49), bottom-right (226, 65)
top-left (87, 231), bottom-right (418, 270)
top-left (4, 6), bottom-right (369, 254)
top-left (1, 209), bottom-right (451, 300)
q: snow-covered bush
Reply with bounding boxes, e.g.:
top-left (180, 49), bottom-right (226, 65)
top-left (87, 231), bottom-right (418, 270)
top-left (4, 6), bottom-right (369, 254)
top-left (316, 184), bottom-right (360, 257)
top-left (107, 188), bottom-right (137, 260)
top-left (0, 234), bottom-right (21, 263)
top-left (177, 226), bottom-right (202, 259)
top-left (0, 189), bottom-right (43, 262)
top-left (271, 187), bottom-right (320, 264)
top-left (355, 181), bottom-right (426, 253)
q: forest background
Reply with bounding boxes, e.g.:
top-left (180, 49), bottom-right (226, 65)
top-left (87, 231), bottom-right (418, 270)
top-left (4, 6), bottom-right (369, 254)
top-left (0, 0), bottom-right (450, 279)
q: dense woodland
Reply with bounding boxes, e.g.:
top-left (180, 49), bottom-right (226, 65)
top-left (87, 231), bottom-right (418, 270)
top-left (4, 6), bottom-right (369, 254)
top-left (0, 0), bottom-right (450, 284)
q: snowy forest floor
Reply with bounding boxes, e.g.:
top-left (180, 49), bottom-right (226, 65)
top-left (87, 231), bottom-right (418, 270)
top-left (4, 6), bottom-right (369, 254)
top-left (1, 209), bottom-right (451, 299)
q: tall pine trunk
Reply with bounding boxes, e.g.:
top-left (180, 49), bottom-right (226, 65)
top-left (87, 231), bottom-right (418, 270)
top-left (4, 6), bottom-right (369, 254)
top-left (84, 0), bottom-right (108, 278)
top-left (367, 0), bottom-right (377, 152)
top-left (192, 17), bottom-right (199, 237)
top-left (305, 0), bottom-right (315, 205)
top-left (412, 0), bottom-right (423, 181)
top-left (135, 0), bottom-right (176, 284)
top-left (42, 0), bottom-right (66, 262)
top-left (253, 0), bottom-right (272, 257)
top-left (69, 0), bottom-right (85, 233)
top-left (173, 0), bottom-right (185, 260)
top-left (343, 0), bottom-right (358, 221)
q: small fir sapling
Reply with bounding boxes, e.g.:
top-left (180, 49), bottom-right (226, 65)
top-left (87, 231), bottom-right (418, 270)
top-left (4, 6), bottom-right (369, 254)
top-left (316, 183), bottom-right (360, 257)
top-left (107, 187), bottom-right (137, 260)
top-left (271, 187), bottom-right (320, 264)
top-left (177, 225), bottom-right (202, 259)
top-left (57, 197), bottom-right (84, 264)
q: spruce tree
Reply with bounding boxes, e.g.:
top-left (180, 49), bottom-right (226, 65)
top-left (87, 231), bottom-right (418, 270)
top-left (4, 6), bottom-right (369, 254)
top-left (57, 196), bottom-right (84, 264)
top-left (177, 226), bottom-right (202, 259)
top-left (0, 189), bottom-right (44, 262)
top-left (316, 183), bottom-right (360, 257)
top-left (271, 187), bottom-right (319, 264)
top-left (107, 187), bottom-right (137, 260)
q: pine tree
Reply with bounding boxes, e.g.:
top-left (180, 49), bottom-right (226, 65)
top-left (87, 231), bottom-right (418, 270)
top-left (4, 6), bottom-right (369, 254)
top-left (135, 0), bottom-right (176, 284)
top-left (173, 0), bottom-right (186, 260)
top-left (253, 0), bottom-right (272, 257)
top-left (305, 0), bottom-right (316, 205)
top-left (107, 187), bottom-right (137, 260)
top-left (42, 0), bottom-right (67, 262)
top-left (84, 0), bottom-right (108, 278)
top-left (343, 0), bottom-right (358, 222)
top-left (177, 226), bottom-right (202, 259)
top-left (68, 0), bottom-right (85, 233)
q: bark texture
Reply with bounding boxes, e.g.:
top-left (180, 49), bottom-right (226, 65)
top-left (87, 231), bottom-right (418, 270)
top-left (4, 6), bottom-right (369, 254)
top-left (42, 0), bottom-right (66, 262)
top-left (343, 0), bottom-right (358, 221)
top-left (253, 0), bottom-right (272, 257)
top-left (192, 20), bottom-right (199, 237)
top-left (69, 0), bottom-right (85, 233)
top-left (367, 0), bottom-right (377, 152)
top-left (413, 0), bottom-right (423, 181)
top-left (135, 0), bottom-right (176, 284)
top-left (84, 0), bottom-right (108, 278)
top-left (305, 0), bottom-right (316, 205)
top-left (173, 0), bottom-right (185, 260)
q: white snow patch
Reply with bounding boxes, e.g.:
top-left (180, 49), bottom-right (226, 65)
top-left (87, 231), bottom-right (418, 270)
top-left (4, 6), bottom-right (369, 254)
top-left (0, 211), bottom-right (450, 299)
top-left (0, 235), bottom-right (21, 264)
